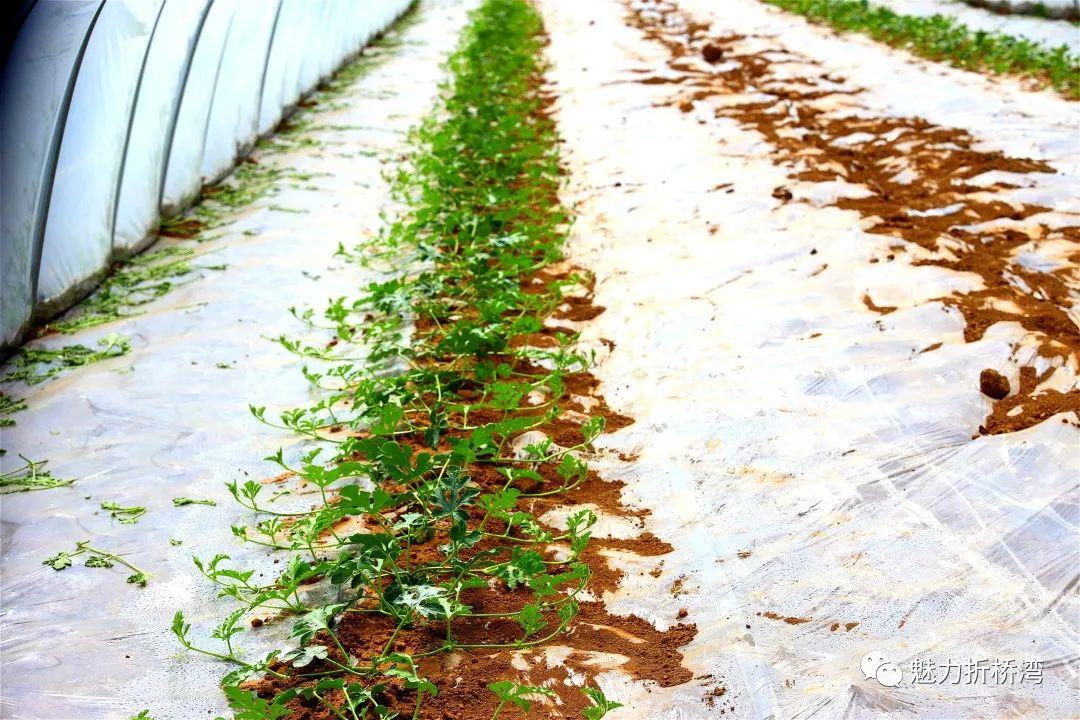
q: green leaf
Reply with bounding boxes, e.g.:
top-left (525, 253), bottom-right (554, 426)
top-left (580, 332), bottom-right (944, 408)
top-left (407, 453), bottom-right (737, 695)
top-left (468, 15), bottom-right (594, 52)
top-left (382, 653), bottom-right (438, 696)
top-left (580, 416), bottom-right (605, 443)
top-left (557, 453), bottom-right (587, 484)
top-left (479, 487), bottom-right (521, 512)
top-left (43, 552), bottom-right (72, 570)
top-left (531, 564), bottom-right (590, 598)
top-left (487, 681), bottom-right (555, 711)
top-left (100, 500), bottom-right (146, 524)
top-left (337, 485), bottom-right (395, 515)
top-left (386, 582), bottom-right (460, 621)
top-left (490, 382), bottom-right (528, 410)
top-left (281, 644), bottom-right (329, 668)
top-left (0, 455), bottom-right (72, 493)
top-left (517, 604), bottom-right (546, 638)
top-left (370, 404), bottom-right (404, 435)
top-left (492, 548), bottom-right (546, 589)
top-left (447, 521), bottom-right (482, 550)
top-left (222, 685), bottom-right (292, 720)
top-left (566, 508), bottom-right (597, 556)
top-left (431, 468), bottom-right (480, 525)
top-left (581, 686), bottom-right (624, 719)
top-left (172, 610), bottom-right (191, 644)
top-left (292, 603), bottom-right (346, 645)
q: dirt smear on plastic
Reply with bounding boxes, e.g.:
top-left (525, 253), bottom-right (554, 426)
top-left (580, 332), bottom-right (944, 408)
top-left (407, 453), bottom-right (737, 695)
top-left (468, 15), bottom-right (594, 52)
top-left (624, 0), bottom-right (1079, 435)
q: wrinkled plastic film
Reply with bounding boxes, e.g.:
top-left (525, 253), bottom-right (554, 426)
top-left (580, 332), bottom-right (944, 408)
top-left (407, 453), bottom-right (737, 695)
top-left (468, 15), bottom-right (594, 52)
top-left (112, 0), bottom-right (211, 254)
top-left (36, 0), bottom-right (164, 307)
top-left (536, 0), bottom-right (1080, 717)
top-left (198, 0), bottom-right (280, 185)
top-left (160, 0), bottom-right (239, 215)
top-left (0, 1), bottom-right (102, 344)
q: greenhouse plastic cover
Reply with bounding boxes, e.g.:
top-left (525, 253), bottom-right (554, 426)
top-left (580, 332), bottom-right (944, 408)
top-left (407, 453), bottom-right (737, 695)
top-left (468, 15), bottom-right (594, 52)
top-left (160, 0), bottom-right (239, 216)
top-left (0, 0), bottom-right (414, 350)
top-left (198, 0), bottom-right (279, 186)
top-left (0, 1), bottom-right (102, 348)
top-left (113, 0), bottom-right (212, 254)
top-left (875, 0), bottom-right (1080, 52)
top-left (960, 0), bottom-right (1079, 20)
top-left (36, 0), bottom-right (164, 309)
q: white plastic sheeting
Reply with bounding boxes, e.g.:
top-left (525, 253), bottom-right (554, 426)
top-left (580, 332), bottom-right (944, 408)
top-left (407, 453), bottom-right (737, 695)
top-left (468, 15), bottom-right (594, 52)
top-left (962, 0), bottom-right (1078, 20)
top-left (254, 0), bottom-right (302, 134)
top-left (257, 0), bottom-right (309, 135)
top-left (539, 0), bottom-right (1080, 716)
top-left (0, 1), bottom-right (102, 346)
top-left (198, 0), bottom-right (280, 185)
top-left (297, 2), bottom-right (337, 95)
top-left (1, 0), bottom-right (414, 350)
top-left (160, 0), bottom-right (238, 215)
top-left (36, 0), bottom-right (164, 309)
top-left (113, 0), bottom-right (212, 254)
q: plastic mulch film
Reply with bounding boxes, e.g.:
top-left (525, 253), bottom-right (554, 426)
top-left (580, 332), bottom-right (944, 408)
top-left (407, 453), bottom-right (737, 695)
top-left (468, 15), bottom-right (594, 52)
top-left (112, 0), bottom-right (212, 255)
top-left (0, 1), bottom-right (103, 345)
top-left (36, 0), bottom-right (165, 309)
top-left (535, 0), bottom-right (1080, 716)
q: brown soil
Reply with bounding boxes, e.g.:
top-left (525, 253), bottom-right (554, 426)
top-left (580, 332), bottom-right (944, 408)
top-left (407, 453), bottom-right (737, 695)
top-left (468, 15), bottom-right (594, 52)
top-left (157, 218), bottom-right (206, 239)
top-left (979, 365), bottom-right (1080, 434)
top-left (862, 294), bottom-right (897, 315)
top-left (979, 368), bottom-right (1011, 399)
top-left (624, 0), bottom-right (1080, 435)
top-left (254, 595), bottom-right (693, 720)
top-left (701, 42), bottom-right (724, 64)
top-left (705, 685), bottom-right (732, 714)
top-left (553, 295), bottom-right (608, 321)
top-left (758, 611), bottom-right (811, 625)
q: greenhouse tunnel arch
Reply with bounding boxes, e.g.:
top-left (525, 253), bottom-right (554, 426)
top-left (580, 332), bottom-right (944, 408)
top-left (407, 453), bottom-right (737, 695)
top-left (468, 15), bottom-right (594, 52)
top-left (0, 0), bottom-right (415, 354)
